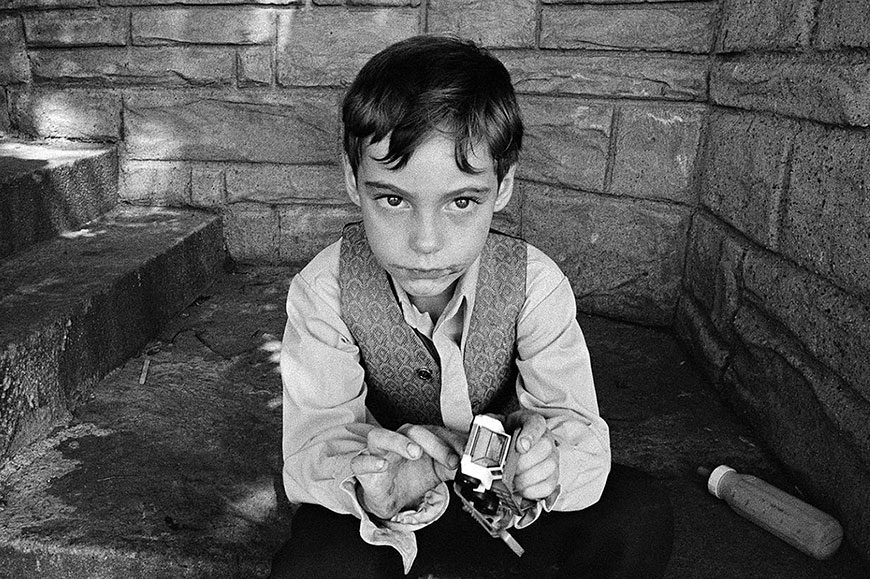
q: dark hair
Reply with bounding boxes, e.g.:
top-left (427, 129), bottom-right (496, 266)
top-left (342, 35), bottom-right (523, 183)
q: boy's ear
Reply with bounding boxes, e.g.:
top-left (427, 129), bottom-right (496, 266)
top-left (493, 164), bottom-right (517, 212)
top-left (343, 154), bottom-right (361, 206)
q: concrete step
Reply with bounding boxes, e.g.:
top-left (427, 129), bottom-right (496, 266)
top-left (0, 267), bottom-right (293, 579)
top-left (0, 268), bottom-right (866, 579)
top-left (0, 205), bottom-right (225, 464)
top-left (0, 139), bottom-right (117, 261)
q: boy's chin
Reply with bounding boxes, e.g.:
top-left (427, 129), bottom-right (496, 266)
top-left (398, 277), bottom-right (458, 300)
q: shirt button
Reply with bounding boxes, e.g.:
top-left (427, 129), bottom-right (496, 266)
top-left (416, 368), bottom-right (433, 381)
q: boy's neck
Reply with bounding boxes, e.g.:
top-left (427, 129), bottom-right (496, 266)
top-left (409, 285), bottom-right (456, 321)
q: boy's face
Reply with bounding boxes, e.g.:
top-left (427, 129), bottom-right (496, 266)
top-left (345, 132), bottom-right (515, 310)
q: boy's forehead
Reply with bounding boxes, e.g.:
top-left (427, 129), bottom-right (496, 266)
top-left (362, 133), bottom-right (496, 174)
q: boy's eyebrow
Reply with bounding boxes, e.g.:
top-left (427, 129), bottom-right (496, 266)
top-left (364, 180), bottom-right (491, 197)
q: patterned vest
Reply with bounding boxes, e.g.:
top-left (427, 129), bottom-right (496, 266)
top-left (338, 222), bottom-right (527, 430)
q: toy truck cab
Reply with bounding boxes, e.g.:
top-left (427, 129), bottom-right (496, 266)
top-left (457, 415), bottom-right (511, 495)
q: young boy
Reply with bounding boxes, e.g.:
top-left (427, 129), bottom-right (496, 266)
top-left (271, 35), bottom-right (673, 578)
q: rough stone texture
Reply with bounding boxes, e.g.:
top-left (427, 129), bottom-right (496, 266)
top-left (610, 103), bottom-right (703, 203)
top-left (277, 8), bottom-right (418, 87)
top-left (540, 4), bottom-right (715, 53)
top-left (0, 140), bottom-right (118, 259)
top-left (6, 0), bottom-right (97, 7)
top-left (119, 159), bottom-right (191, 206)
top-left (711, 54), bottom-right (870, 127)
top-left (277, 203), bottom-right (360, 266)
top-left (815, 0), bottom-right (870, 49)
top-left (700, 109), bottom-right (794, 250)
top-left (727, 303), bottom-right (870, 561)
top-left (132, 7), bottom-right (275, 46)
top-left (717, 0), bottom-right (814, 52)
top-left (521, 180), bottom-right (690, 325)
top-left (674, 293), bottom-right (731, 384)
top-left (0, 90), bottom-right (9, 133)
top-left (225, 163), bottom-right (344, 205)
top-left (742, 247), bottom-right (870, 403)
top-left (781, 124), bottom-right (870, 299)
top-left (517, 96), bottom-right (613, 193)
top-left (31, 47), bottom-right (236, 86)
top-left (104, 0), bottom-right (297, 5)
top-left (23, 9), bottom-right (128, 47)
top-left (223, 202), bottom-right (280, 263)
top-left (427, 0), bottom-right (536, 49)
top-left (0, 207), bottom-right (225, 463)
top-left (0, 15), bottom-right (31, 84)
top-left (9, 87), bottom-right (121, 140)
top-left (191, 163), bottom-right (226, 207)
top-left (237, 46), bottom-right (273, 87)
top-left (124, 89), bottom-right (339, 163)
top-left (682, 212), bottom-right (746, 338)
top-left (497, 51), bottom-right (708, 102)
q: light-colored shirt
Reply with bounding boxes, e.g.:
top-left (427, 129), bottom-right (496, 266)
top-left (280, 236), bottom-right (611, 572)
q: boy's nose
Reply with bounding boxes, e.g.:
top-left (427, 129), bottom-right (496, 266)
top-left (409, 215), bottom-right (443, 254)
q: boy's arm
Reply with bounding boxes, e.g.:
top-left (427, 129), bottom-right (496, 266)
top-left (513, 247), bottom-right (612, 512)
top-left (280, 255), bottom-right (457, 522)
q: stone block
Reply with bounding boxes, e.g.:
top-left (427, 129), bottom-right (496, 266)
top-left (517, 96), bottom-right (613, 193)
top-left (727, 302), bottom-right (870, 557)
top-left (10, 88), bottom-right (122, 140)
top-left (350, 0), bottom-right (420, 4)
top-left (711, 54), bottom-right (870, 127)
top-left (278, 203), bottom-right (361, 266)
top-left (23, 9), bottom-right (128, 47)
top-left (191, 163), bottom-right (227, 207)
top-left (124, 88), bottom-right (339, 164)
top-left (0, 15), bottom-right (31, 84)
top-left (31, 47), bottom-right (236, 85)
top-left (119, 159), bottom-right (191, 205)
top-left (106, 0), bottom-right (297, 5)
top-left (132, 7), bottom-right (275, 46)
top-left (237, 46), bottom-right (273, 87)
top-left (816, 0), bottom-right (870, 49)
top-left (0, 141), bottom-right (118, 259)
top-left (700, 109), bottom-right (794, 249)
top-left (540, 4), bottom-right (715, 53)
top-left (0, 90), bottom-right (9, 134)
top-left (0, 207), bottom-right (224, 461)
top-left (742, 247), bottom-right (870, 401)
top-left (520, 180), bottom-right (690, 325)
top-left (683, 212), bottom-right (746, 336)
top-left (674, 293), bottom-right (731, 383)
top-left (610, 104), bottom-right (703, 203)
top-left (717, 0), bottom-right (814, 52)
top-left (277, 8), bottom-right (418, 86)
top-left (428, 0), bottom-right (536, 48)
top-left (224, 202), bottom-right (280, 263)
top-left (496, 51), bottom-right (707, 101)
top-left (225, 163), bottom-right (345, 204)
top-left (7, 0), bottom-right (96, 7)
top-left (782, 124), bottom-right (870, 298)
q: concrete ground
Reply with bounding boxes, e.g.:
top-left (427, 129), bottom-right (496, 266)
top-left (1, 265), bottom-right (867, 578)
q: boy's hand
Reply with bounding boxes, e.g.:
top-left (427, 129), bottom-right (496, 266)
top-left (506, 410), bottom-right (560, 501)
top-left (351, 425), bottom-right (466, 520)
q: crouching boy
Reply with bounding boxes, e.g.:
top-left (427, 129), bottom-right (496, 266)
top-left (270, 35), bottom-right (673, 579)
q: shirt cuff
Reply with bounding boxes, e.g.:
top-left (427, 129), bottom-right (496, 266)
top-left (514, 484), bottom-right (561, 529)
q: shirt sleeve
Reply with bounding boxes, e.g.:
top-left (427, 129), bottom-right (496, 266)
top-left (514, 245), bottom-right (612, 512)
top-left (279, 242), bottom-right (447, 572)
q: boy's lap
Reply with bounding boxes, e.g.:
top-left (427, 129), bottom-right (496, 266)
top-left (271, 464), bottom-right (673, 579)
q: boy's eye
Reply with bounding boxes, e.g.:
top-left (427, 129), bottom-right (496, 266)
top-left (386, 195), bottom-right (402, 207)
top-left (453, 197), bottom-right (478, 210)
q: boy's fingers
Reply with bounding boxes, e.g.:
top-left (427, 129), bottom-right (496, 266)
top-left (514, 413), bottom-right (547, 453)
top-left (367, 428), bottom-right (421, 460)
top-left (401, 425), bottom-right (459, 468)
top-left (350, 453), bottom-right (389, 476)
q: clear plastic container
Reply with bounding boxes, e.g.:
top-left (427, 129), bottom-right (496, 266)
top-left (703, 465), bottom-right (843, 560)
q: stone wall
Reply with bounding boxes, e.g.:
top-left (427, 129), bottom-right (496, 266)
top-left (0, 0), bottom-right (716, 326)
top-left (676, 0), bottom-right (870, 560)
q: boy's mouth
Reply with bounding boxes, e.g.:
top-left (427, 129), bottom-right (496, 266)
top-left (398, 267), bottom-right (456, 280)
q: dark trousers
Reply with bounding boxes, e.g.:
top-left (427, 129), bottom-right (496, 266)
top-left (269, 463), bottom-right (674, 579)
